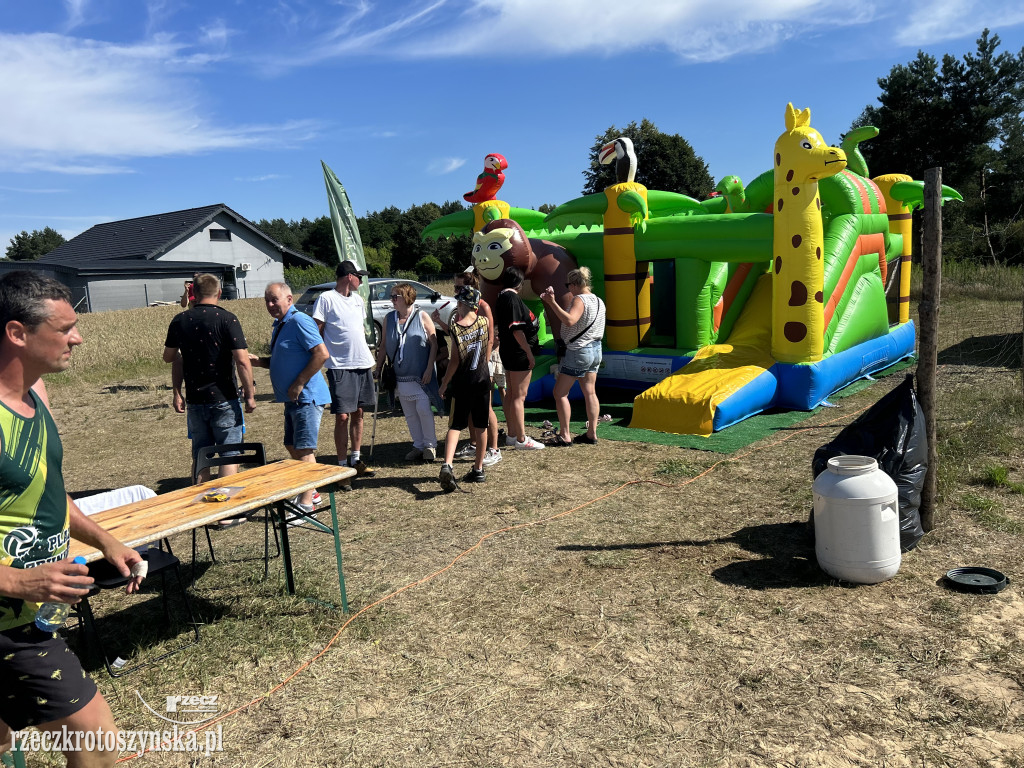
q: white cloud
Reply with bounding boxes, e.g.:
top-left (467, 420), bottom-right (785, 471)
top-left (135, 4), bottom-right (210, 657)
top-left (263, 0), bottom-right (447, 68)
top-left (235, 173), bottom-right (286, 182)
top-left (896, 0), bottom-right (1024, 46)
top-left (199, 18), bottom-right (234, 48)
top-left (0, 32), bottom-right (319, 174)
top-left (145, 0), bottom-right (179, 37)
top-left (63, 0), bottom-right (90, 31)
top-left (267, 0), bottom-right (888, 65)
top-left (0, 186), bottom-right (69, 194)
top-left (427, 157), bottom-right (466, 175)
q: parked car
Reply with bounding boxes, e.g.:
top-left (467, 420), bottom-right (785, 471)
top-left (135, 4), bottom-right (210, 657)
top-left (295, 278), bottom-right (457, 346)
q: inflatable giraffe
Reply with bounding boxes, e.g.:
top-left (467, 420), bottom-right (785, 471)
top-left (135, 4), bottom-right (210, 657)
top-left (771, 104), bottom-right (847, 364)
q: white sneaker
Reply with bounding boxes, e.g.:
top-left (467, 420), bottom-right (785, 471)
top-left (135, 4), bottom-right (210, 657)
top-left (287, 502), bottom-right (315, 527)
top-left (515, 436), bottom-right (545, 451)
top-left (454, 442), bottom-right (476, 459)
top-left (482, 448), bottom-right (502, 467)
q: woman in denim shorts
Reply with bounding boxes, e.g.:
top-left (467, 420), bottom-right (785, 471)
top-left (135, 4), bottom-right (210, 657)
top-left (540, 266), bottom-right (606, 446)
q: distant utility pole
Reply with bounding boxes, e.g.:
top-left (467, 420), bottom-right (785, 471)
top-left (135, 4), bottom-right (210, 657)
top-left (918, 168), bottom-right (942, 533)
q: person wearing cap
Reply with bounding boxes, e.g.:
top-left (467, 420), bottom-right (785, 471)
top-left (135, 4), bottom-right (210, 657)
top-left (311, 261), bottom-right (378, 481)
top-left (437, 285), bottom-right (491, 491)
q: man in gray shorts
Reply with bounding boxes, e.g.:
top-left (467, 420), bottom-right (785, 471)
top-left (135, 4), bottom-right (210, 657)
top-left (311, 261), bottom-right (377, 480)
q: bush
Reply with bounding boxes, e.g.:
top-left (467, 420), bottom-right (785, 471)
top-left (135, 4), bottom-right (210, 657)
top-left (283, 265), bottom-right (334, 292)
top-left (414, 255), bottom-right (443, 278)
top-left (392, 270), bottom-right (418, 281)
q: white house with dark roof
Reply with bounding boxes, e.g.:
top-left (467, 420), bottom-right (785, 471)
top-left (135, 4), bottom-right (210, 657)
top-left (0, 204), bottom-right (322, 312)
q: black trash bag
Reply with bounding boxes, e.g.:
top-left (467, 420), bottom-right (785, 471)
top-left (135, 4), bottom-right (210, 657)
top-left (811, 374), bottom-right (927, 551)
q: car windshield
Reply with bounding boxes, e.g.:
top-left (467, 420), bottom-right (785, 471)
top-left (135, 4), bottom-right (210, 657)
top-left (299, 288), bottom-right (327, 305)
top-left (369, 282), bottom-right (391, 301)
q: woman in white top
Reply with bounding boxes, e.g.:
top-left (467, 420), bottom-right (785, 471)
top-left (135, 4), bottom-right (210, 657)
top-left (540, 266), bottom-right (606, 446)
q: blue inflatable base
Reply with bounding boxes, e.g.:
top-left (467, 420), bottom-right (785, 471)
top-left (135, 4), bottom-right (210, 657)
top-left (712, 321), bottom-right (916, 431)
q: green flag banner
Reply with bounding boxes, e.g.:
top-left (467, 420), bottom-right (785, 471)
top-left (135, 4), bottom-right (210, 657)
top-left (322, 160), bottom-right (374, 344)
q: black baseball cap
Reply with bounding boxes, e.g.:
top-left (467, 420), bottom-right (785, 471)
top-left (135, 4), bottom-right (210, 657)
top-left (336, 260), bottom-right (368, 278)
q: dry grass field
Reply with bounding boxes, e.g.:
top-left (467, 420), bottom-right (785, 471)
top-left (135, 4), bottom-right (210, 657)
top-left (30, 272), bottom-right (1024, 767)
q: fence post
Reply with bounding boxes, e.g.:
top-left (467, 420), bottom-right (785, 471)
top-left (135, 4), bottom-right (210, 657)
top-left (917, 167), bottom-right (941, 533)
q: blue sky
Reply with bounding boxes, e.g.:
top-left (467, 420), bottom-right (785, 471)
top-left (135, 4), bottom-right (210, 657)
top-left (2, 0), bottom-right (1024, 254)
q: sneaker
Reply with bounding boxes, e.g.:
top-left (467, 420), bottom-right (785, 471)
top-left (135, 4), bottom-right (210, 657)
top-left (465, 467), bottom-right (486, 483)
top-left (287, 502), bottom-right (316, 527)
top-left (439, 463), bottom-right (457, 493)
top-left (454, 442), bottom-right (476, 459)
top-left (405, 447), bottom-right (423, 461)
top-left (421, 446), bottom-right (437, 462)
top-left (515, 436), bottom-right (545, 451)
top-left (482, 448), bottom-right (502, 467)
top-left (350, 459), bottom-right (376, 477)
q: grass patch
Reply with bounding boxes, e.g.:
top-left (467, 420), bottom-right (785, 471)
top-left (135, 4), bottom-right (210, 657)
top-left (935, 383), bottom-right (1023, 498)
top-left (959, 492), bottom-right (1024, 534)
top-left (910, 261), bottom-right (1024, 301)
top-left (982, 464), bottom-right (1024, 494)
top-left (582, 551), bottom-right (633, 569)
top-left (653, 458), bottom-right (704, 478)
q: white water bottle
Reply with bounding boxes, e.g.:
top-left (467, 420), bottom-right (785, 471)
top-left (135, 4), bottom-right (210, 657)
top-left (35, 556), bottom-right (88, 632)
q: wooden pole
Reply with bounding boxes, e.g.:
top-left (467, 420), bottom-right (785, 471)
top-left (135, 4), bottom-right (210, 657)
top-left (917, 168), bottom-right (942, 532)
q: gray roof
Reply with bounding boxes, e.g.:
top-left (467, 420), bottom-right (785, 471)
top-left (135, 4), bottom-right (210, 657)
top-left (38, 204), bottom-right (320, 268)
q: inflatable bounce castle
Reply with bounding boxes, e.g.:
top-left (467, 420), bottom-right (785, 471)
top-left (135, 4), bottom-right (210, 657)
top-left (422, 104), bottom-right (961, 436)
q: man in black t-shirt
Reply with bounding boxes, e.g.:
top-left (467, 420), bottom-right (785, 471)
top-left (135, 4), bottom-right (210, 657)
top-left (163, 273), bottom-right (256, 481)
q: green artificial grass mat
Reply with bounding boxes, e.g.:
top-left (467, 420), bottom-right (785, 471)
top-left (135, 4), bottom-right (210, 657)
top-left (498, 356), bottom-right (917, 455)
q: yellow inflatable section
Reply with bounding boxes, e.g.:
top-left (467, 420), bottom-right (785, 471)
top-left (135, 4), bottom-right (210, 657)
top-left (630, 274), bottom-right (776, 436)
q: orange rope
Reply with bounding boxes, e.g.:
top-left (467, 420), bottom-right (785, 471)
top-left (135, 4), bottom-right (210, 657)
top-left (116, 403), bottom-right (871, 762)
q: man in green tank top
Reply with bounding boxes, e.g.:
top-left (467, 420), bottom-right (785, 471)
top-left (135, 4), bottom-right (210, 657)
top-left (0, 272), bottom-right (144, 767)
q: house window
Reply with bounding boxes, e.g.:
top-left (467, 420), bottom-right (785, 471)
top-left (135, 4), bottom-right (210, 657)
top-left (209, 229), bottom-right (231, 241)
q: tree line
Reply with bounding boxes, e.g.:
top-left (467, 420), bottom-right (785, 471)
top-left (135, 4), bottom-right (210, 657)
top-left (8, 30), bottom-right (1023, 268)
top-left (854, 29), bottom-right (1024, 265)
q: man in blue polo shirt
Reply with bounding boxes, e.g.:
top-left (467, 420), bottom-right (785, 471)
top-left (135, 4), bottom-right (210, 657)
top-left (249, 282), bottom-right (330, 511)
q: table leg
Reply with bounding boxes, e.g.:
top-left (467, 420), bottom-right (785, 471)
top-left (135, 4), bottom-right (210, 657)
top-left (275, 500), bottom-right (296, 596)
top-left (329, 490), bottom-right (348, 613)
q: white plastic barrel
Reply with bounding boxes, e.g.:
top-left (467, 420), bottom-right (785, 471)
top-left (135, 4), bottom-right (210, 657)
top-left (813, 455), bottom-right (900, 584)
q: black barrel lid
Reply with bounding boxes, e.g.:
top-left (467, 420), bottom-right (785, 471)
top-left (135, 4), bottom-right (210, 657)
top-left (944, 567), bottom-right (1009, 594)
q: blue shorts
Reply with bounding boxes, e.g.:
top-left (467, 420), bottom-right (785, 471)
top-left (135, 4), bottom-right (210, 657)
top-left (559, 340), bottom-right (602, 378)
top-left (187, 401), bottom-right (244, 461)
top-left (284, 402), bottom-right (324, 451)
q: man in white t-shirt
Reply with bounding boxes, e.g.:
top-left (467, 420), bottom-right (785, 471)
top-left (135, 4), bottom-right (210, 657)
top-left (311, 261), bottom-right (377, 481)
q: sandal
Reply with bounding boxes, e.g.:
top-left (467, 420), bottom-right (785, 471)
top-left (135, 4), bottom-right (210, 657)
top-left (549, 435), bottom-right (572, 447)
top-left (573, 434), bottom-right (598, 445)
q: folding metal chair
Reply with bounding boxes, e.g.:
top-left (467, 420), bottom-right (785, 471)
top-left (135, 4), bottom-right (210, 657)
top-left (73, 546), bottom-right (200, 677)
top-left (192, 442), bottom-right (281, 580)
